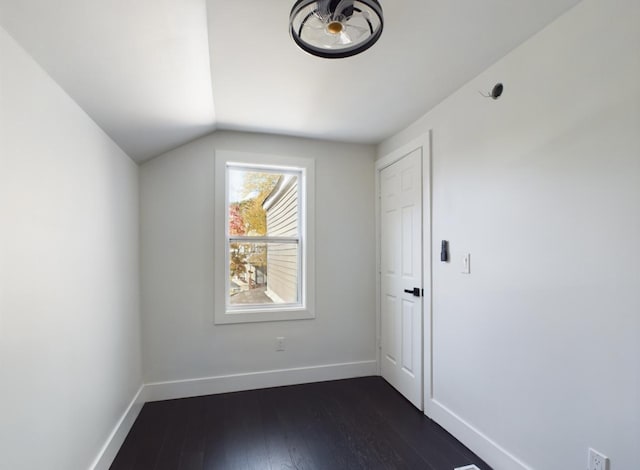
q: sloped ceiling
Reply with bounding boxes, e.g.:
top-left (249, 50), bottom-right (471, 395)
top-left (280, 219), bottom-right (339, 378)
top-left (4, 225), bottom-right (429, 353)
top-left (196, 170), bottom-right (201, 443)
top-left (0, 0), bottom-right (581, 162)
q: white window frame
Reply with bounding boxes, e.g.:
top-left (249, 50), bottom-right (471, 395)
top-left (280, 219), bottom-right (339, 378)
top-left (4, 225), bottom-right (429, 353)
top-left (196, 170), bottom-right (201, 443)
top-left (214, 150), bottom-right (315, 325)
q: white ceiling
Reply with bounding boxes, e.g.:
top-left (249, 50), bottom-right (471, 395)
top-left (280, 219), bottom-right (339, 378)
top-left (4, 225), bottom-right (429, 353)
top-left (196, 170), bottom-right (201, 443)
top-left (0, 0), bottom-right (581, 162)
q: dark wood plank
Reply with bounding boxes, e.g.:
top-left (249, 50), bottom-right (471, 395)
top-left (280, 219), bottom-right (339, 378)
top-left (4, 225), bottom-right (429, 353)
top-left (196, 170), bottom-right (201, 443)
top-left (111, 377), bottom-right (492, 470)
top-left (154, 399), bottom-right (191, 470)
top-left (347, 377), bottom-right (492, 470)
top-left (257, 386), bottom-right (318, 470)
top-left (219, 390), bottom-right (270, 470)
top-left (302, 380), bottom-right (429, 470)
top-left (200, 393), bottom-right (227, 470)
top-left (176, 396), bottom-right (207, 470)
top-left (113, 401), bottom-right (172, 470)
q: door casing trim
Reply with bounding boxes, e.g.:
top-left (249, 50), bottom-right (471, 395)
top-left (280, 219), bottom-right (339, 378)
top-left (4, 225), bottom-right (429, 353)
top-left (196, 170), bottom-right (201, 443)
top-left (374, 130), bottom-right (432, 414)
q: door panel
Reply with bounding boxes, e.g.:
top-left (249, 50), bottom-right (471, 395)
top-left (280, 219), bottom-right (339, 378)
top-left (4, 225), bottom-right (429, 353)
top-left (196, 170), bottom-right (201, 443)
top-left (401, 206), bottom-right (414, 276)
top-left (380, 148), bottom-right (423, 410)
top-left (402, 298), bottom-right (415, 374)
top-left (384, 294), bottom-right (397, 364)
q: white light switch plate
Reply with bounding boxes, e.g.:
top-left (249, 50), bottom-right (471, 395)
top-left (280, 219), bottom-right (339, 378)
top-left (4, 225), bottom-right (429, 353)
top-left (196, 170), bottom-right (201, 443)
top-left (462, 253), bottom-right (471, 274)
top-left (455, 465), bottom-right (481, 470)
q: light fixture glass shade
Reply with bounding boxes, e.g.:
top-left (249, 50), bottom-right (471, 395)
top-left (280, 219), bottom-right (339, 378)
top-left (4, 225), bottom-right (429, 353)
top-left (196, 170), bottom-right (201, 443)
top-left (290, 0), bottom-right (383, 58)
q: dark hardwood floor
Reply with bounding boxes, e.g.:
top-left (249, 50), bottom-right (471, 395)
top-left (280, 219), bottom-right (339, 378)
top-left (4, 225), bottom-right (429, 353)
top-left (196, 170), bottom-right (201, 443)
top-left (110, 376), bottom-right (491, 470)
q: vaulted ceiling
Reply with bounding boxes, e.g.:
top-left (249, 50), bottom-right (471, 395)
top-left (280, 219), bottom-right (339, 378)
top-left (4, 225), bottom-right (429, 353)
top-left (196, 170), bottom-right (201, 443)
top-left (0, 0), bottom-right (581, 162)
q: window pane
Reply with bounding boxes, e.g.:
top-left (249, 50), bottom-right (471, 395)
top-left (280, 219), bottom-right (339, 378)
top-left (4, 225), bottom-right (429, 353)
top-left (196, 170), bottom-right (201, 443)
top-left (229, 242), bottom-right (299, 306)
top-left (228, 168), bottom-right (298, 237)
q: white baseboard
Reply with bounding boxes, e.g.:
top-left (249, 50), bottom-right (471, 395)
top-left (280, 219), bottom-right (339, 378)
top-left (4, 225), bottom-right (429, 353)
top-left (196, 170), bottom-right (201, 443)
top-left (429, 399), bottom-right (531, 470)
top-left (89, 384), bottom-right (145, 470)
top-left (144, 360), bottom-right (378, 402)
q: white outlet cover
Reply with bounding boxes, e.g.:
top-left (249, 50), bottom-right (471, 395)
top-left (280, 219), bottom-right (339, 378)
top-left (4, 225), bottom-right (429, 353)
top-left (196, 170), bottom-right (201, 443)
top-left (588, 448), bottom-right (609, 470)
top-left (455, 466), bottom-right (481, 470)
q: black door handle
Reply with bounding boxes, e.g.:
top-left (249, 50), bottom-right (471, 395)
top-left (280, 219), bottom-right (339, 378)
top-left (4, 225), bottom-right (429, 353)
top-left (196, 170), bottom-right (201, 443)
top-left (404, 287), bottom-right (421, 297)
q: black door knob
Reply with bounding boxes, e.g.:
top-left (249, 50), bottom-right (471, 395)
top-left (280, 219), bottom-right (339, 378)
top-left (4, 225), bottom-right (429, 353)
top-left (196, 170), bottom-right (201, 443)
top-left (404, 287), bottom-right (421, 297)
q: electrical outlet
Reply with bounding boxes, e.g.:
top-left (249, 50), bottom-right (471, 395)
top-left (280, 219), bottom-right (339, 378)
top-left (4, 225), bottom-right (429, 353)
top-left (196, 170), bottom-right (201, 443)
top-left (276, 336), bottom-right (285, 352)
top-left (588, 448), bottom-right (609, 470)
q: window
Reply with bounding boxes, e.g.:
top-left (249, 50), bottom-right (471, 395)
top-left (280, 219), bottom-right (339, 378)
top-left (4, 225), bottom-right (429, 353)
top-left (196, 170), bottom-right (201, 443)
top-left (214, 151), bottom-right (315, 324)
top-left (227, 167), bottom-right (301, 307)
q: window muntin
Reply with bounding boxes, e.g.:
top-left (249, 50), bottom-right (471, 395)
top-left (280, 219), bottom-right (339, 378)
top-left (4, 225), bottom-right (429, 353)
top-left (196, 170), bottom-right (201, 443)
top-left (225, 165), bottom-right (303, 311)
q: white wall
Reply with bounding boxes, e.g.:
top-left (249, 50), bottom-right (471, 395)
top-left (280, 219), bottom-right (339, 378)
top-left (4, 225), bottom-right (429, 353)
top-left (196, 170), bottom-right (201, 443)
top-left (140, 131), bottom-right (376, 385)
top-left (0, 27), bottom-right (142, 470)
top-left (379, 1), bottom-right (640, 469)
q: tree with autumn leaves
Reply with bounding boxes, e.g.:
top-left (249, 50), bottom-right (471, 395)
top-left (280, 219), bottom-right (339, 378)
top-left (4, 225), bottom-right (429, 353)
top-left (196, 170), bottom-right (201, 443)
top-left (229, 172), bottom-right (280, 236)
top-left (229, 204), bottom-right (246, 278)
top-left (228, 172), bottom-right (281, 282)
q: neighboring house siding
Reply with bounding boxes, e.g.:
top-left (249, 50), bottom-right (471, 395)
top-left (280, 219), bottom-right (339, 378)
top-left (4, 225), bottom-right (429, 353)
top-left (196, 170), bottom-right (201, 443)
top-left (264, 177), bottom-right (298, 303)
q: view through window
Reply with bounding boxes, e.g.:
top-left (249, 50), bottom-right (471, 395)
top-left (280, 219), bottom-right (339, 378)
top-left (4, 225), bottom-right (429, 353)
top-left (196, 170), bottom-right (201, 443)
top-left (227, 166), bottom-right (301, 309)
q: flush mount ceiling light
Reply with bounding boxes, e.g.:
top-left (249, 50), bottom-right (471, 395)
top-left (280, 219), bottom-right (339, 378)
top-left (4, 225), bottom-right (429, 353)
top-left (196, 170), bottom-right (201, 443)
top-left (290, 0), bottom-right (383, 59)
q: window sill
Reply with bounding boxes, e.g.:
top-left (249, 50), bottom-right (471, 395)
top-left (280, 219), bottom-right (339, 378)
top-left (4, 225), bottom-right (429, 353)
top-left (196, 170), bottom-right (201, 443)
top-left (214, 307), bottom-right (315, 325)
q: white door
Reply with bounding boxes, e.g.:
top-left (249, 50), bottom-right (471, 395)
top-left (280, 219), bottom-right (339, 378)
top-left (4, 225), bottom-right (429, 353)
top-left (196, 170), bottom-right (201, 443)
top-left (380, 148), bottom-right (423, 409)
